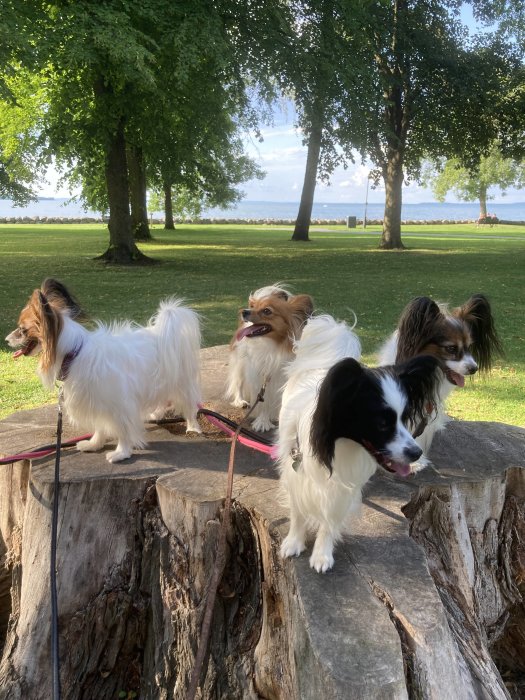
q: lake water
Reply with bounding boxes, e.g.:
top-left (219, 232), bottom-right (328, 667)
top-left (1, 198), bottom-right (524, 222)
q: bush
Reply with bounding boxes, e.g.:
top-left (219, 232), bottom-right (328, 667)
top-left (477, 213), bottom-right (499, 226)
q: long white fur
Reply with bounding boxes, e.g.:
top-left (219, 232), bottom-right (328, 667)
top-left (226, 283), bottom-right (294, 432)
top-left (39, 298), bottom-right (202, 463)
top-left (278, 315), bottom-right (364, 572)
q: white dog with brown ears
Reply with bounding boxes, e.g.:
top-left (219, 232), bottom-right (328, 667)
top-left (6, 278), bottom-right (202, 462)
top-left (226, 283), bottom-right (314, 432)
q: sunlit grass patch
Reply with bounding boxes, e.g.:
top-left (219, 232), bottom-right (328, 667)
top-left (0, 222), bottom-right (524, 426)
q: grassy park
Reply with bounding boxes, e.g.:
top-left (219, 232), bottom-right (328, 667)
top-left (1, 221), bottom-right (524, 427)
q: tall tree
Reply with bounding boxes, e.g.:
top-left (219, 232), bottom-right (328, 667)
top-left (422, 144), bottom-right (525, 218)
top-left (43, 2), bottom-right (167, 262)
top-left (363, 2), bottom-right (481, 247)
top-left (41, 0), bottom-right (271, 262)
top-left (337, 2), bottom-right (515, 248)
top-left (278, 0), bottom-right (369, 241)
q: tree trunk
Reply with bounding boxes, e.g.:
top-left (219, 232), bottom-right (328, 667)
top-left (479, 186), bottom-right (488, 219)
top-left (292, 121), bottom-right (323, 242)
top-left (2, 359), bottom-right (525, 699)
top-left (377, 0), bottom-right (409, 251)
top-left (128, 144), bottom-right (152, 241)
top-left (380, 153), bottom-right (405, 250)
top-left (97, 118), bottom-right (153, 264)
top-left (164, 181), bottom-right (175, 230)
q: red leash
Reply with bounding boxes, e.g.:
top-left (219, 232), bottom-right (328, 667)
top-left (0, 434), bottom-right (93, 465)
top-left (1, 409), bottom-right (278, 466)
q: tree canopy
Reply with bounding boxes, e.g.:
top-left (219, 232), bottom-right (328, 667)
top-left (0, 1), bottom-right (48, 202)
top-left (422, 143), bottom-right (525, 217)
top-left (0, 0), bottom-right (523, 259)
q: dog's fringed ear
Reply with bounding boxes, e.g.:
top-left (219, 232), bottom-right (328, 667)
top-left (453, 294), bottom-right (503, 372)
top-left (37, 290), bottom-right (63, 373)
top-left (289, 294), bottom-right (315, 331)
top-left (41, 278), bottom-right (86, 322)
top-left (395, 297), bottom-right (442, 364)
top-left (310, 357), bottom-right (363, 474)
top-left (396, 355), bottom-right (441, 426)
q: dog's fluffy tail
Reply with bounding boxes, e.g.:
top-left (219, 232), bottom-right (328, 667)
top-left (149, 298), bottom-right (202, 407)
top-left (288, 314), bottom-right (362, 376)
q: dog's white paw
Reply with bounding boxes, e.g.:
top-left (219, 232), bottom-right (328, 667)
top-left (309, 551), bottom-right (334, 573)
top-left (149, 407), bottom-right (166, 421)
top-left (252, 415), bottom-right (275, 432)
top-left (77, 440), bottom-right (94, 452)
top-left (106, 448), bottom-right (132, 463)
top-left (185, 420), bottom-right (202, 434)
top-left (280, 535), bottom-right (306, 559)
top-left (77, 438), bottom-right (104, 452)
top-left (231, 397), bottom-right (249, 408)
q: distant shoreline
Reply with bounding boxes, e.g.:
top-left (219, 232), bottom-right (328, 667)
top-left (2, 215), bottom-right (524, 226)
top-left (2, 198), bottom-right (525, 222)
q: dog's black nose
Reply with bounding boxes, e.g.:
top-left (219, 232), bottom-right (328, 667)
top-left (405, 444), bottom-right (423, 462)
top-left (241, 309), bottom-right (251, 321)
top-left (466, 363), bottom-right (478, 375)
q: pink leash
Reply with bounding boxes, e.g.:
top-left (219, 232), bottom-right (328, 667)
top-left (199, 406), bottom-right (279, 459)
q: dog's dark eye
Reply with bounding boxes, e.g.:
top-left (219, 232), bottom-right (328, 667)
top-left (376, 417), bottom-right (391, 432)
top-left (261, 307), bottom-right (272, 316)
top-left (444, 345), bottom-right (458, 355)
top-left (18, 327), bottom-right (28, 335)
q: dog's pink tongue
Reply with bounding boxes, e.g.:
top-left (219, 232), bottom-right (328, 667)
top-left (235, 324), bottom-right (254, 341)
top-left (447, 370), bottom-right (465, 388)
top-left (12, 350), bottom-right (24, 359)
top-left (391, 461), bottom-right (411, 477)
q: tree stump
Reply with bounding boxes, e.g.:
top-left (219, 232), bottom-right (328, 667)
top-left (1, 346), bottom-right (525, 699)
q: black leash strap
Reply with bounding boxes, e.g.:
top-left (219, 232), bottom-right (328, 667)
top-left (51, 393), bottom-right (62, 700)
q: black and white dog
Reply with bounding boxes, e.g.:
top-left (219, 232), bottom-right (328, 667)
top-left (278, 315), bottom-right (441, 572)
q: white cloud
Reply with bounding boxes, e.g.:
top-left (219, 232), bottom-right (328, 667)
top-left (259, 146), bottom-right (305, 163)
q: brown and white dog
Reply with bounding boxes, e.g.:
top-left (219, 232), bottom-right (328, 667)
top-left (6, 278), bottom-right (202, 462)
top-left (378, 293), bottom-right (502, 464)
top-left (226, 284), bottom-right (314, 432)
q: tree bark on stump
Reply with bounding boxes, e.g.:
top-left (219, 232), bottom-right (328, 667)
top-left (1, 398), bottom-right (525, 699)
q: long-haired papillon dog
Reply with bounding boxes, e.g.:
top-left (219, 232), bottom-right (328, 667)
top-left (6, 278), bottom-right (202, 463)
top-left (378, 293), bottom-right (502, 463)
top-left (278, 314), bottom-right (442, 572)
top-left (226, 283), bottom-right (314, 432)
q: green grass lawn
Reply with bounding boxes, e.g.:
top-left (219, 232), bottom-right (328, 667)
top-left (1, 222), bottom-right (524, 427)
